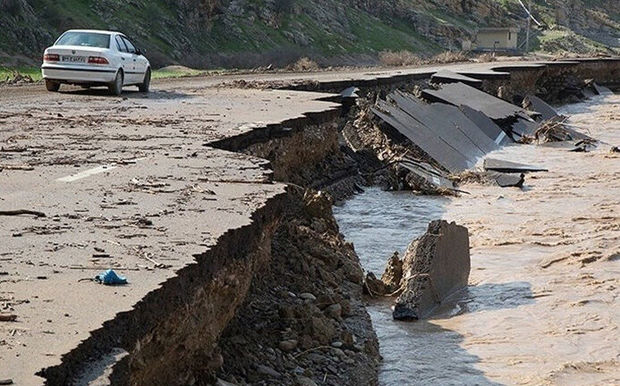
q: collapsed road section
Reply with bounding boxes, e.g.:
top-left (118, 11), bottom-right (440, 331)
top-left (1, 57), bottom-right (619, 385)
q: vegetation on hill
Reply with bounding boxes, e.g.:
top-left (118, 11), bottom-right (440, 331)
top-left (0, 0), bottom-right (618, 69)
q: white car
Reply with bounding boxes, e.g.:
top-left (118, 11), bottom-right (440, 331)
top-left (41, 29), bottom-right (151, 95)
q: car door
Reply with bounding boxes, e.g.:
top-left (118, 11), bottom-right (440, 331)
top-left (115, 35), bottom-right (134, 84)
top-left (121, 36), bottom-right (143, 84)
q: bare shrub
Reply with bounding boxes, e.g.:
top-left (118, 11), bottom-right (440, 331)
top-left (476, 53), bottom-right (497, 63)
top-left (379, 50), bottom-right (422, 67)
top-left (430, 51), bottom-right (470, 64)
top-left (289, 57), bottom-right (319, 72)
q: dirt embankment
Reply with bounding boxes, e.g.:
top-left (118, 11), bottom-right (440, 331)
top-left (215, 189), bottom-right (379, 385)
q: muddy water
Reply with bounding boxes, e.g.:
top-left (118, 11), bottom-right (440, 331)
top-left (333, 95), bottom-right (620, 385)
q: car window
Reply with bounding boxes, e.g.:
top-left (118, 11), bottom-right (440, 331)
top-left (56, 32), bottom-right (110, 49)
top-left (121, 37), bottom-right (137, 54)
top-left (115, 36), bottom-right (128, 53)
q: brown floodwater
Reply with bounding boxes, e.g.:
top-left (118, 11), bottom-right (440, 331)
top-left (334, 94), bottom-right (619, 385)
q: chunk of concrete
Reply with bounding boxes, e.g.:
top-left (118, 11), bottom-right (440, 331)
top-left (522, 95), bottom-right (559, 121)
top-left (431, 70), bottom-right (483, 88)
top-left (484, 158), bottom-right (548, 173)
top-left (592, 83), bottom-right (613, 95)
top-left (393, 220), bottom-right (470, 320)
top-left (422, 82), bottom-right (528, 121)
top-left (493, 172), bottom-right (525, 188)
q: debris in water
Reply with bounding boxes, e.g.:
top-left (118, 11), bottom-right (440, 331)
top-left (493, 172), bottom-right (525, 188)
top-left (393, 220), bottom-right (470, 321)
top-left (398, 156), bottom-right (456, 194)
top-left (569, 139), bottom-right (597, 153)
top-left (380, 252), bottom-right (403, 293)
top-left (531, 118), bottom-right (592, 143)
top-left (484, 158), bottom-right (548, 173)
top-left (592, 82), bottom-right (613, 95)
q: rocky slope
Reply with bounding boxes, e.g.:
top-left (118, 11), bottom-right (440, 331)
top-left (1, 0), bottom-right (618, 68)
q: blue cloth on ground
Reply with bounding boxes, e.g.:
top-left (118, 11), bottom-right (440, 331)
top-left (95, 269), bottom-right (128, 285)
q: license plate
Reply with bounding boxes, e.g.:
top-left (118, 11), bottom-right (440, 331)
top-left (62, 56), bottom-right (86, 63)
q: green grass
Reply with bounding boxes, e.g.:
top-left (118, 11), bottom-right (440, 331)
top-left (0, 65), bottom-right (230, 83)
top-left (151, 67), bottom-right (210, 79)
top-left (0, 66), bottom-right (43, 82)
top-left (2, 0), bottom-right (617, 69)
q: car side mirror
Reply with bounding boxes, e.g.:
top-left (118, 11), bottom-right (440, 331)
top-left (136, 48), bottom-right (145, 55)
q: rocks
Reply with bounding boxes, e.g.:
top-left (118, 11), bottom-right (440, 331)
top-left (364, 251), bottom-right (404, 296)
top-left (279, 339), bottom-right (298, 352)
top-left (215, 378), bottom-right (237, 386)
top-left (324, 303), bottom-right (342, 319)
top-left (299, 292), bottom-right (317, 301)
top-left (393, 220), bottom-right (470, 320)
top-left (256, 364), bottom-right (282, 378)
top-left (381, 251), bottom-right (403, 293)
top-left (295, 375), bottom-right (318, 386)
top-left (303, 191), bottom-right (333, 220)
top-left (364, 272), bottom-right (388, 296)
top-left (216, 189), bottom-right (379, 385)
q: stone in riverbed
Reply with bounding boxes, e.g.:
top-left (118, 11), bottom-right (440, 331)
top-left (381, 251), bottom-right (403, 292)
top-left (363, 272), bottom-right (387, 296)
top-left (393, 220), bottom-right (470, 321)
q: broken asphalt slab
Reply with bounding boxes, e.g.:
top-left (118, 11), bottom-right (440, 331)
top-left (372, 100), bottom-right (472, 173)
top-left (522, 95), bottom-right (560, 121)
top-left (430, 70), bottom-right (483, 88)
top-left (459, 105), bottom-right (511, 146)
top-left (421, 82), bottom-right (530, 121)
top-left (393, 220), bottom-right (470, 321)
top-left (484, 158), bottom-right (549, 173)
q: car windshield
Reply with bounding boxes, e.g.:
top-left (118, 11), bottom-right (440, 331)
top-left (55, 32), bottom-right (110, 48)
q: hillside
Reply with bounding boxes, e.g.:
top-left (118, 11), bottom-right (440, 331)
top-left (1, 0), bottom-right (618, 69)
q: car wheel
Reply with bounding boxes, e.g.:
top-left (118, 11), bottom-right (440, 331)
top-left (109, 70), bottom-right (123, 96)
top-left (45, 79), bottom-right (60, 92)
top-left (138, 68), bottom-right (151, 92)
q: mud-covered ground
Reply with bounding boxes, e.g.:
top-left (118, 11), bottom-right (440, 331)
top-left (442, 95), bottom-right (619, 385)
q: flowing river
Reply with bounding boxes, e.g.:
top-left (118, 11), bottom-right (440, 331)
top-left (333, 94), bottom-right (620, 385)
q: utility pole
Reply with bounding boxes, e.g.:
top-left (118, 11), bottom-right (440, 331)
top-left (525, 1), bottom-right (531, 54)
top-left (519, 0), bottom-right (542, 54)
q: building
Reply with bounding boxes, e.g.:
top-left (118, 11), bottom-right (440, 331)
top-left (475, 27), bottom-right (520, 52)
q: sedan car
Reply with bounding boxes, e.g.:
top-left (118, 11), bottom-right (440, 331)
top-left (41, 29), bottom-right (151, 95)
